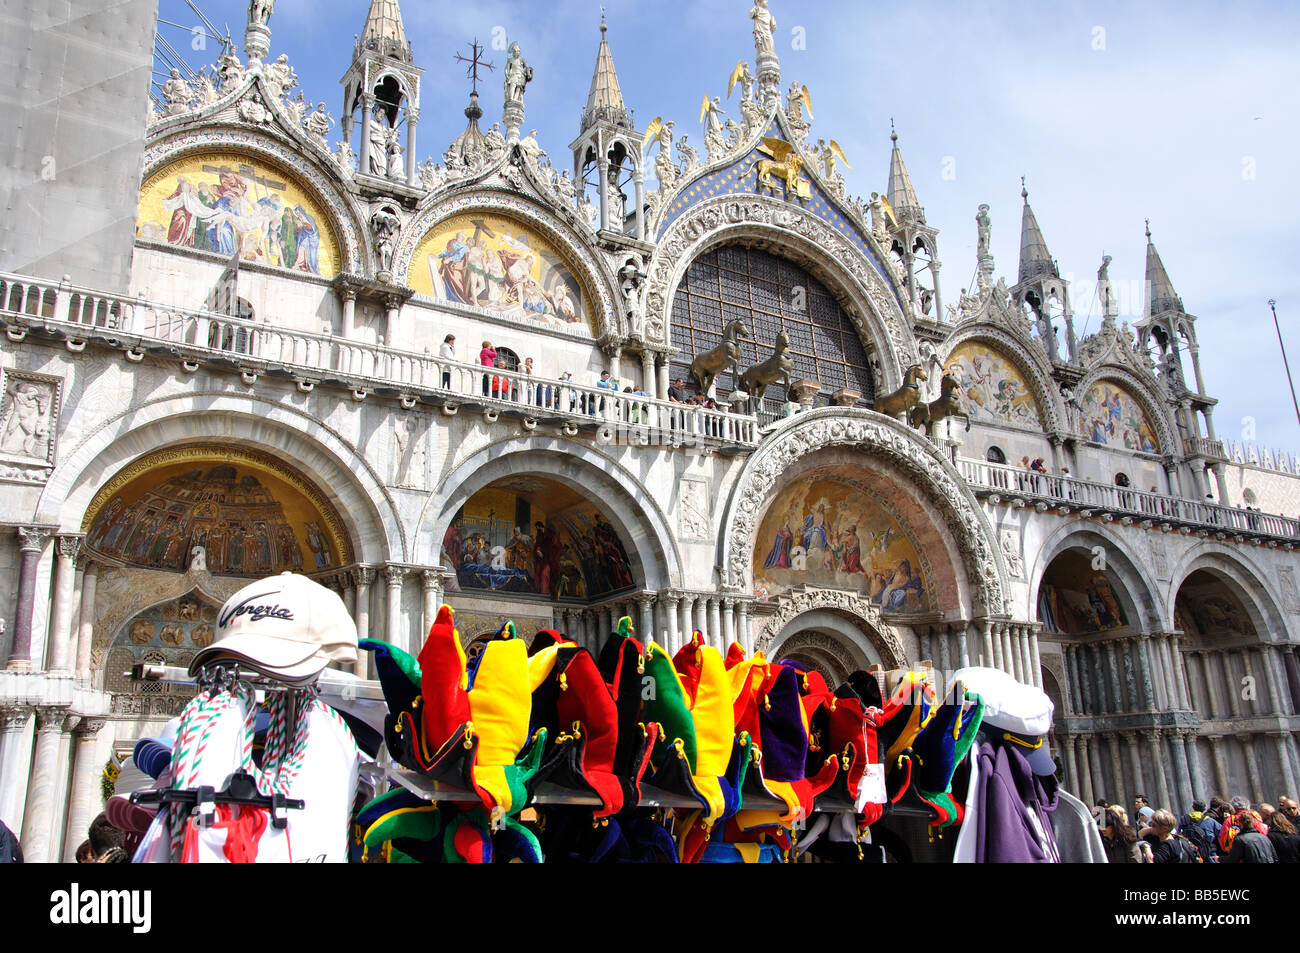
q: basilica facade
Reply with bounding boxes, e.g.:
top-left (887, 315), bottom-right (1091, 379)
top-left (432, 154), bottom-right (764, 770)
top-left (2, 0), bottom-right (1299, 862)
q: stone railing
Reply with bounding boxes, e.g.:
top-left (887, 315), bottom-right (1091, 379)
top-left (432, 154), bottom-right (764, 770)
top-left (1186, 436), bottom-right (1228, 460)
top-left (958, 458), bottom-right (1300, 540)
top-left (0, 271), bottom-right (758, 447)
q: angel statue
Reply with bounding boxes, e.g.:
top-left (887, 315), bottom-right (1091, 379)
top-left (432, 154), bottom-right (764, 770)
top-left (701, 95), bottom-right (727, 160)
top-left (816, 138), bottom-right (850, 179)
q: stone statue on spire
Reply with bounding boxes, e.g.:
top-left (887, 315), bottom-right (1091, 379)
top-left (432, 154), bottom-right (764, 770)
top-left (751, 0), bottom-right (776, 56)
top-left (248, 0), bottom-right (275, 27)
top-left (502, 41), bottom-right (533, 141)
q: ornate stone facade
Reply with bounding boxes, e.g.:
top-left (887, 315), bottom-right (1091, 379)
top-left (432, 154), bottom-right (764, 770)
top-left (2, 0), bottom-right (1298, 860)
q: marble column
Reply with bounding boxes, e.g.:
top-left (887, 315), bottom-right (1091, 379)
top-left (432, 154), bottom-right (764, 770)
top-left (721, 598), bottom-right (736, 651)
top-left (1170, 731), bottom-right (1193, 812)
top-left (918, 629), bottom-right (933, 669)
top-left (1019, 627), bottom-right (1034, 687)
top-left (662, 595), bottom-right (680, 651)
top-left (981, 620), bottom-right (996, 672)
top-left (1105, 734), bottom-right (1126, 806)
top-left (6, 527), bottom-right (50, 671)
top-left (1146, 729), bottom-right (1171, 810)
top-left (47, 536), bottom-right (82, 672)
top-left (1170, 634), bottom-right (1192, 710)
top-left (1126, 734), bottom-right (1146, 808)
top-left (1197, 651), bottom-right (1219, 718)
top-left (75, 560), bottom-right (99, 683)
top-left (421, 569), bottom-right (445, 643)
top-left (405, 107), bottom-right (420, 187)
top-left (737, 601), bottom-right (752, 655)
top-left (1185, 734), bottom-right (1206, 801)
top-left (62, 717), bottom-right (106, 862)
top-left (1063, 735), bottom-right (1081, 795)
top-left (352, 568), bottom-right (374, 679)
top-left (583, 610), bottom-right (598, 649)
top-left (957, 624), bottom-right (971, 668)
top-left (693, 597), bottom-right (708, 641)
top-left (358, 94), bottom-right (375, 175)
top-left (637, 594), bottom-right (655, 648)
top-left (707, 598), bottom-right (722, 651)
top-left (1089, 737), bottom-right (1109, 808)
top-left (1076, 736), bottom-right (1095, 805)
top-left (1092, 642), bottom-right (1112, 712)
top-left (1105, 642), bottom-right (1124, 713)
top-left (0, 709), bottom-right (31, 831)
top-left (1265, 646), bottom-right (1294, 716)
top-left (1241, 735), bottom-right (1262, 803)
top-left (1063, 645), bottom-right (1080, 714)
top-left (935, 627), bottom-right (951, 676)
top-left (46, 713), bottom-right (78, 862)
top-left (19, 708), bottom-right (66, 863)
top-left (1272, 733), bottom-right (1298, 804)
top-left (1002, 624), bottom-right (1017, 677)
top-left (384, 565), bottom-right (408, 654)
top-left (1119, 638), bottom-right (1138, 712)
top-left (1240, 648), bottom-right (1262, 716)
top-left (678, 595), bottom-right (695, 648)
top-left (1223, 651), bottom-right (1242, 718)
top-left (1136, 639), bottom-right (1156, 710)
top-left (1205, 735), bottom-right (1230, 800)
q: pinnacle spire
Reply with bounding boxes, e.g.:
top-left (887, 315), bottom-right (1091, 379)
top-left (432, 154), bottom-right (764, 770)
top-left (358, 0), bottom-right (411, 63)
top-left (582, 15), bottom-right (631, 130)
top-left (1017, 179), bottom-right (1058, 283)
top-left (1144, 221), bottom-right (1184, 317)
top-left (886, 122), bottom-right (922, 223)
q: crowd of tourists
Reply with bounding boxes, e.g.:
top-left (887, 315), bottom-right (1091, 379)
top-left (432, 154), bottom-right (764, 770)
top-left (1095, 792), bottom-right (1299, 863)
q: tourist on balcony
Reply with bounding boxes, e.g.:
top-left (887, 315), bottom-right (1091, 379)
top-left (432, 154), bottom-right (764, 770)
top-left (523, 356), bottom-right (542, 406)
top-left (479, 340), bottom-right (497, 396)
top-left (559, 371), bottom-right (578, 413)
top-left (668, 377), bottom-right (688, 429)
top-left (596, 369), bottom-right (617, 417)
top-left (440, 334), bottom-right (456, 389)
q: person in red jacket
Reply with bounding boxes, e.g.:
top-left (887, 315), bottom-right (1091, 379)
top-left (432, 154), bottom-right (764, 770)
top-left (479, 341), bottom-right (497, 396)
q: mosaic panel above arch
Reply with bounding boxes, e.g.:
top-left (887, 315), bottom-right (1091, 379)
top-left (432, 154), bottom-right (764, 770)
top-left (1081, 379), bottom-right (1160, 453)
top-left (441, 476), bottom-right (635, 601)
top-left (82, 446), bottom-right (353, 577)
top-left (752, 465), bottom-right (937, 612)
top-left (137, 152), bottom-right (341, 277)
top-left (944, 340), bottom-right (1044, 429)
top-left (409, 212), bottom-right (594, 335)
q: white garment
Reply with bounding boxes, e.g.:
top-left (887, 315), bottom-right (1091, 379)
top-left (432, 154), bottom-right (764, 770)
top-left (952, 745), bottom-right (981, 863)
top-left (278, 703), bottom-right (359, 863)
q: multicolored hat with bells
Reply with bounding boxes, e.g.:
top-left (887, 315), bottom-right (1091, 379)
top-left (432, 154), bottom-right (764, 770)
top-left (595, 616), bottom-right (659, 818)
top-left (405, 608), bottom-right (545, 819)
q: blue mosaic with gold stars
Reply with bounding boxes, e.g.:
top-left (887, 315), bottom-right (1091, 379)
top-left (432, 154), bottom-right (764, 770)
top-left (655, 127), bottom-right (898, 299)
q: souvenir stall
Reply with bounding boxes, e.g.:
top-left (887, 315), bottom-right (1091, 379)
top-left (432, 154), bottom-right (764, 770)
top-left (114, 572), bottom-right (1102, 863)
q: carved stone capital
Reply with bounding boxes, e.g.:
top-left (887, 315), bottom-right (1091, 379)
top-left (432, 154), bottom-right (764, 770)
top-left (56, 535), bottom-right (84, 561)
top-left (0, 708), bottom-right (31, 732)
top-left (384, 564), bottom-right (409, 587)
top-left (17, 526), bottom-right (51, 553)
top-left (75, 718), bottom-right (107, 737)
top-left (34, 706), bottom-right (68, 732)
top-left (352, 566), bottom-right (376, 588)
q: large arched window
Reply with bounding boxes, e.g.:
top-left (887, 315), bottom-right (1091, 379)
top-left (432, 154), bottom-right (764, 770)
top-left (670, 245), bottom-right (874, 404)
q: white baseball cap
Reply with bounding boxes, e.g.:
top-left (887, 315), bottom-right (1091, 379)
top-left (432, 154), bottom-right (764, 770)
top-left (189, 573), bottom-right (357, 684)
top-left (951, 666), bottom-right (1056, 776)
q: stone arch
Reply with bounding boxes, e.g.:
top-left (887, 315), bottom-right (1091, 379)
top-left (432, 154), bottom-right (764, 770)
top-left (414, 436), bottom-right (683, 591)
top-left (396, 191), bottom-right (618, 337)
top-left (35, 392), bottom-right (403, 563)
top-left (139, 129), bottom-right (367, 275)
top-left (645, 195), bottom-right (917, 389)
top-left (754, 589), bottom-right (907, 671)
top-left (1167, 544), bottom-right (1288, 644)
top-left (719, 408), bottom-right (1007, 616)
top-left (938, 327), bottom-right (1064, 433)
top-left (1075, 365), bottom-right (1176, 458)
top-left (1028, 523), bottom-right (1166, 634)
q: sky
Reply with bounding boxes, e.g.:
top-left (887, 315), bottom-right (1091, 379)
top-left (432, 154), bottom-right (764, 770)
top-left (155, 0), bottom-right (1300, 453)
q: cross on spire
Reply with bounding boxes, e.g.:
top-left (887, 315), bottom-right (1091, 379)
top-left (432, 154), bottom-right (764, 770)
top-left (454, 39), bottom-right (494, 96)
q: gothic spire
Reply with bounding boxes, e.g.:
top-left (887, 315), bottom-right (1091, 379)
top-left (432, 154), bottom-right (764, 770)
top-left (1144, 220), bottom-right (1184, 317)
top-left (582, 15), bottom-right (631, 130)
top-left (887, 122), bottom-right (923, 223)
top-left (1017, 179), bottom-right (1058, 283)
top-left (357, 0), bottom-right (411, 63)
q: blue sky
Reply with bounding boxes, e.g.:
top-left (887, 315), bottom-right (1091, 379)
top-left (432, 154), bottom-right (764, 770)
top-left (157, 0), bottom-right (1300, 453)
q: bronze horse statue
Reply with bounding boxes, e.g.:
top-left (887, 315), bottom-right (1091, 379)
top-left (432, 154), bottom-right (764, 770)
top-left (908, 373), bottom-right (971, 435)
top-left (739, 331), bottom-right (794, 402)
top-left (691, 318), bottom-right (752, 395)
top-left (873, 364), bottom-right (928, 419)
